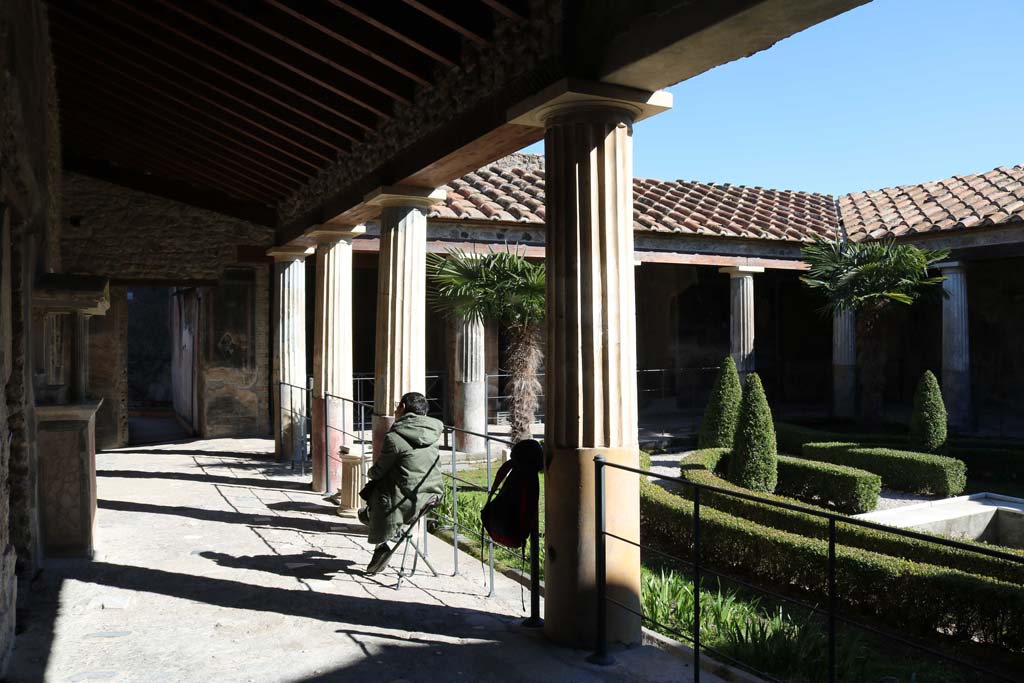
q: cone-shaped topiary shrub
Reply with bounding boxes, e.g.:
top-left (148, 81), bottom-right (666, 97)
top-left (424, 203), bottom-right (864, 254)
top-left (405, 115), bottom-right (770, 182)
top-left (909, 370), bottom-right (947, 453)
top-left (728, 373), bottom-right (778, 492)
top-left (697, 357), bottom-right (743, 449)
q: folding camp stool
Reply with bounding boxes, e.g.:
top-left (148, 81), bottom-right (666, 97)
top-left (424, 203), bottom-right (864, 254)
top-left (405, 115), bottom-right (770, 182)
top-left (394, 495), bottom-right (442, 589)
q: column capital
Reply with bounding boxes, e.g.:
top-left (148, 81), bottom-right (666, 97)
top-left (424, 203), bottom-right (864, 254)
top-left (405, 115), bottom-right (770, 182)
top-left (508, 78), bottom-right (672, 128)
top-left (936, 260), bottom-right (966, 272)
top-left (363, 185), bottom-right (445, 210)
top-left (718, 265), bottom-right (765, 277)
top-left (303, 223), bottom-right (366, 245)
top-left (266, 245), bottom-right (315, 262)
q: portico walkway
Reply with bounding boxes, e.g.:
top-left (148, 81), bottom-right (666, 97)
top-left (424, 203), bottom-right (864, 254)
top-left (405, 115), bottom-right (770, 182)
top-left (9, 439), bottom-right (716, 682)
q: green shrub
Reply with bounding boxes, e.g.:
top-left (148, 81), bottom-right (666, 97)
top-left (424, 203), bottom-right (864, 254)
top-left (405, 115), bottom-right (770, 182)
top-left (639, 478), bottom-right (1024, 653)
top-left (775, 456), bottom-right (881, 514)
top-left (677, 448), bottom-right (1023, 584)
top-left (909, 370), bottom-right (947, 453)
top-left (728, 373), bottom-right (777, 492)
top-left (697, 357), bottom-right (742, 449)
top-left (802, 442), bottom-right (966, 496)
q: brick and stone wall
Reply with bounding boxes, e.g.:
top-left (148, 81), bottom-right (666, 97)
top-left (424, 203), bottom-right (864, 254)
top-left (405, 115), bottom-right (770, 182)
top-left (61, 173), bottom-right (275, 442)
top-left (0, 0), bottom-right (62, 672)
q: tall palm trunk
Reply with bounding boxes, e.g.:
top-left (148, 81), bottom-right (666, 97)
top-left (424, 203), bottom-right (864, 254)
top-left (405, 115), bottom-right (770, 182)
top-left (857, 305), bottom-right (887, 423)
top-left (506, 323), bottom-right (542, 443)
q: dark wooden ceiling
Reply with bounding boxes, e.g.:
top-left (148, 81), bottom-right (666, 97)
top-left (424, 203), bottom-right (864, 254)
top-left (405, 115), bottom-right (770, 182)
top-left (47, 0), bottom-right (529, 226)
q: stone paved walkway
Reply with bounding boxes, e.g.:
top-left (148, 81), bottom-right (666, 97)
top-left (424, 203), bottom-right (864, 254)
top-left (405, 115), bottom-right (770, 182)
top-left (9, 438), bottom-right (716, 683)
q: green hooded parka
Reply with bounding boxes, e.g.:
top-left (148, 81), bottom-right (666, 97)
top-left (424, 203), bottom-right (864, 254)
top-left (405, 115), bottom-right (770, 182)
top-left (364, 413), bottom-right (445, 544)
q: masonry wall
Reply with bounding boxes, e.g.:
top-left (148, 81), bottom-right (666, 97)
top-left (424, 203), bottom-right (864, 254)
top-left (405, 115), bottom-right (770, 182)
top-left (0, 0), bottom-right (62, 672)
top-left (61, 173), bottom-right (275, 442)
top-left (89, 287), bottom-right (128, 449)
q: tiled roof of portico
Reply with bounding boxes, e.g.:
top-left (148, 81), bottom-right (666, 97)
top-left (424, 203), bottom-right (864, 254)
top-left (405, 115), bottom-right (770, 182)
top-left (431, 155), bottom-right (1024, 245)
top-left (839, 165), bottom-right (1024, 241)
top-left (430, 153), bottom-right (840, 242)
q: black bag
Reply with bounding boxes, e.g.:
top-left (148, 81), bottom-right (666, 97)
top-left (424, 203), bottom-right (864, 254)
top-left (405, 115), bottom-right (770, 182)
top-left (481, 439), bottom-right (543, 549)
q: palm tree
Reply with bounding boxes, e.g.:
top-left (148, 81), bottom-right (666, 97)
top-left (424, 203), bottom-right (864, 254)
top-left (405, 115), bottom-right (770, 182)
top-left (800, 237), bottom-right (949, 422)
top-left (426, 248), bottom-right (545, 442)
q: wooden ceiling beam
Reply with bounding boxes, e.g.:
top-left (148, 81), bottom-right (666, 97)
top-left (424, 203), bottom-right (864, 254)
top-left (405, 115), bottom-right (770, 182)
top-left (52, 22), bottom-right (336, 166)
top-left (49, 5), bottom-right (352, 151)
top-left (64, 154), bottom-right (277, 227)
top-left (55, 59), bottom-right (311, 187)
top-left (264, 0), bottom-right (433, 87)
top-left (403, 0), bottom-right (494, 46)
top-left (326, 0), bottom-right (461, 67)
top-left (206, 0), bottom-right (417, 103)
top-left (59, 93), bottom-right (294, 198)
top-left (157, 0), bottom-right (394, 120)
top-left (66, 122), bottom-right (271, 204)
top-left (103, 0), bottom-right (376, 133)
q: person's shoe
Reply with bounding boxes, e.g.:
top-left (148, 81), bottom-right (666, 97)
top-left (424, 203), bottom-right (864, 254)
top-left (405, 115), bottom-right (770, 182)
top-left (364, 543), bottom-right (391, 575)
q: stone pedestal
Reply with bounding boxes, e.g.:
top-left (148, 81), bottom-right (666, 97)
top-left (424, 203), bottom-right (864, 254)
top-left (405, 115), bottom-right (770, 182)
top-left (832, 309), bottom-right (856, 418)
top-left (36, 401), bottom-right (102, 557)
top-left (453, 316), bottom-right (487, 454)
top-left (541, 103), bottom-right (644, 648)
top-left (719, 266), bottom-right (762, 382)
top-left (364, 186), bottom-right (444, 459)
top-left (269, 246), bottom-right (313, 463)
top-left (939, 261), bottom-right (971, 429)
top-left (309, 226), bottom-right (364, 494)
top-left (337, 453), bottom-right (363, 510)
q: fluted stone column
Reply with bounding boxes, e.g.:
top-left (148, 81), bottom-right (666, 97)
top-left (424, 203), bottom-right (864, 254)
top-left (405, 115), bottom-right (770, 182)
top-left (832, 310), bottom-right (857, 418)
top-left (309, 225), bottom-right (365, 494)
top-left (542, 103), bottom-right (643, 648)
top-left (719, 266), bottom-right (762, 383)
top-left (365, 186), bottom-right (445, 459)
top-left (453, 315), bottom-right (487, 454)
top-left (270, 246), bottom-right (314, 462)
top-left (939, 261), bottom-right (971, 429)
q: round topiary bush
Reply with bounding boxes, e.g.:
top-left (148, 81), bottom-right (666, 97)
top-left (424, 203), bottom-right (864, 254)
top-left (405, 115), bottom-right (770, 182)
top-left (728, 373), bottom-right (778, 493)
top-left (909, 370), bottom-right (947, 453)
top-left (697, 357), bottom-right (742, 449)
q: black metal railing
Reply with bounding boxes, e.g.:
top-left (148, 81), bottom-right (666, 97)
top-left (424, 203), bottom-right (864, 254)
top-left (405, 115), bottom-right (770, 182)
top-left (591, 456), bottom-right (1024, 682)
top-left (277, 379), bottom-right (312, 474)
top-left (353, 372), bottom-right (450, 424)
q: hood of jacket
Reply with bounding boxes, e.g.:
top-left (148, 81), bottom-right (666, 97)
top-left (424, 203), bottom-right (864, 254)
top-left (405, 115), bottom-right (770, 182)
top-left (391, 413), bottom-right (443, 449)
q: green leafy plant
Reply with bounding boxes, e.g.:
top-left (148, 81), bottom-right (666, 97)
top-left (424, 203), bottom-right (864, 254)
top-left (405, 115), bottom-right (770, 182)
top-left (427, 247), bottom-right (545, 442)
top-left (728, 373), bottom-right (778, 492)
top-left (800, 237), bottom-right (949, 422)
top-left (698, 357), bottom-right (742, 449)
top-left (909, 370), bottom-right (948, 453)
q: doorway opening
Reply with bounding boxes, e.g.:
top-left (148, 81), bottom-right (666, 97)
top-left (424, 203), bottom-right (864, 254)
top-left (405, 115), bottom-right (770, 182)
top-left (127, 287), bottom-right (196, 445)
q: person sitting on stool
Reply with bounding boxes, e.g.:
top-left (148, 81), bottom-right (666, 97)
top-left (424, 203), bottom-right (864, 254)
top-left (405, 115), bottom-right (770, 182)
top-left (358, 392), bottom-right (444, 575)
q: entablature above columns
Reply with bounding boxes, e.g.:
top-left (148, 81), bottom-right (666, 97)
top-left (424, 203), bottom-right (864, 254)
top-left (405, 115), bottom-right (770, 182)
top-left (266, 245), bottom-right (315, 262)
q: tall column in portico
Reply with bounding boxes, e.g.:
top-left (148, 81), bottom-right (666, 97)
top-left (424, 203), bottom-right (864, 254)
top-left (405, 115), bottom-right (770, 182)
top-left (542, 103), bottom-right (643, 648)
top-left (270, 246), bottom-right (313, 462)
top-left (832, 310), bottom-right (857, 418)
top-left (719, 266), bottom-right (762, 383)
top-left (939, 261), bottom-right (971, 429)
top-left (453, 315), bottom-right (487, 454)
top-left (365, 186), bottom-right (445, 459)
top-left (309, 225), bottom-right (365, 493)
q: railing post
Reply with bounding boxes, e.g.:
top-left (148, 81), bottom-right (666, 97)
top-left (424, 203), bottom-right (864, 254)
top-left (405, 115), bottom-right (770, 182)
top-left (587, 455), bottom-right (614, 665)
top-left (828, 517), bottom-right (837, 683)
top-left (323, 395), bottom-right (330, 494)
top-left (451, 427), bottom-right (459, 576)
top-left (485, 436), bottom-right (495, 598)
top-left (693, 486), bottom-right (702, 683)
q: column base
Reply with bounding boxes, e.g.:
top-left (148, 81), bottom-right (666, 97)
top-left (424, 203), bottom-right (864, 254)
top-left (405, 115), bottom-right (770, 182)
top-left (543, 445), bottom-right (641, 649)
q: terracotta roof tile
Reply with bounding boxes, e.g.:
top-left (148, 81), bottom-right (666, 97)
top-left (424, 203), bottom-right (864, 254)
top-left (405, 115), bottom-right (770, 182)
top-left (840, 165), bottom-right (1024, 241)
top-left (430, 153), bottom-right (839, 241)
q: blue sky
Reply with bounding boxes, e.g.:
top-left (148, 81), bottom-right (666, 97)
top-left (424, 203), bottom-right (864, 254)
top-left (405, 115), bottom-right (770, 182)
top-left (521, 0), bottom-right (1024, 196)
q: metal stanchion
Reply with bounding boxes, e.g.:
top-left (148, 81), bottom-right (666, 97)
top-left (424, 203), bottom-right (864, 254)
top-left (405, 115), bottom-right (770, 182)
top-left (587, 455), bottom-right (614, 665)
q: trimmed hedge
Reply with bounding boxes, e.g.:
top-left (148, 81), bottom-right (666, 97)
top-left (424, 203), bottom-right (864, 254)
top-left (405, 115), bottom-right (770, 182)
top-left (774, 422), bottom-right (896, 455)
top-left (802, 442), bottom-right (966, 496)
top-left (697, 357), bottom-right (742, 449)
top-left (775, 455), bottom-right (881, 514)
top-left (675, 448), bottom-right (1022, 584)
top-left (909, 370), bottom-right (947, 453)
top-left (949, 446), bottom-right (1024, 481)
top-left (728, 373), bottom-right (777, 493)
top-left (639, 478), bottom-right (1024, 653)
